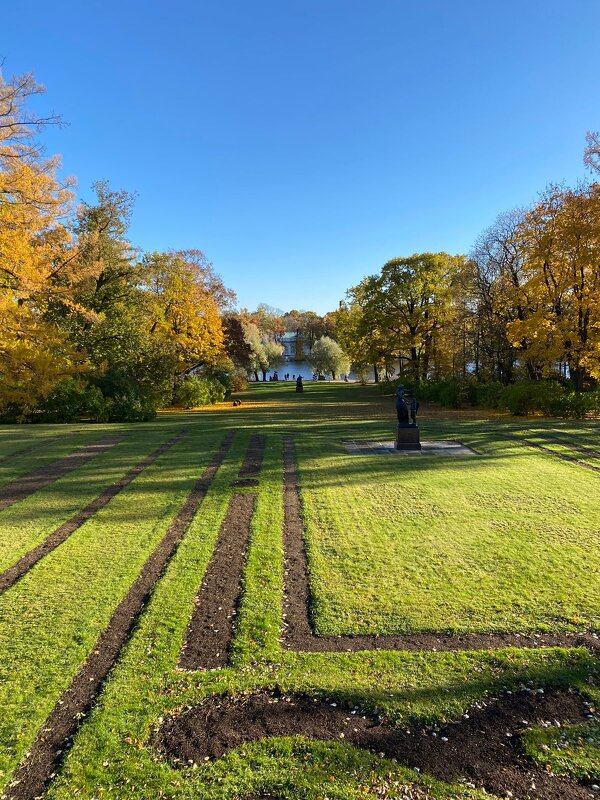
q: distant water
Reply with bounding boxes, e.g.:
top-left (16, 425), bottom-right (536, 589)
top-left (250, 362), bottom-right (375, 382)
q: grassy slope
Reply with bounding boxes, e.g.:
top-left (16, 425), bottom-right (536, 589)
top-left (0, 425), bottom-right (221, 785)
top-left (0, 427), bottom-right (112, 487)
top-left (47, 429), bottom-right (492, 800)
top-left (0, 429), bottom-right (176, 572)
top-left (299, 430), bottom-right (600, 635)
top-left (1, 384), bottom-right (598, 798)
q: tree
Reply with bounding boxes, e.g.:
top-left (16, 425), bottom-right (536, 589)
top-left (334, 300), bottom-right (388, 381)
top-left (470, 210), bottom-right (527, 382)
top-left (0, 70), bottom-right (93, 416)
top-left (343, 253), bottom-right (462, 382)
top-left (308, 336), bottom-right (350, 380)
top-left (242, 322), bottom-right (284, 381)
top-left (141, 250), bottom-right (227, 373)
top-left (584, 131), bottom-right (600, 174)
top-left (223, 314), bottom-right (252, 370)
top-left (507, 183), bottom-right (600, 390)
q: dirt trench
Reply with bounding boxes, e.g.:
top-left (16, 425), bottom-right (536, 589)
top-left (154, 687), bottom-right (597, 800)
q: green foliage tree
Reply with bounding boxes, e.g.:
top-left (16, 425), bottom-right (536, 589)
top-left (308, 336), bottom-right (350, 380)
top-left (342, 253), bottom-right (463, 382)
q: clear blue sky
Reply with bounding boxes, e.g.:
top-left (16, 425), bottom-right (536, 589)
top-left (3, 1), bottom-right (599, 313)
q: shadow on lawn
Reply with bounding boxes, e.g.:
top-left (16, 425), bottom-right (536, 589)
top-left (297, 650), bottom-right (599, 723)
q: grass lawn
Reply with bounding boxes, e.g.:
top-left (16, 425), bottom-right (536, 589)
top-left (0, 382), bottom-right (598, 799)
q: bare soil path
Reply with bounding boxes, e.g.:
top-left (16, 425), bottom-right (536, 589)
top-left (154, 687), bottom-right (596, 800)
top-left (179, 492), bottom-right (256, 669)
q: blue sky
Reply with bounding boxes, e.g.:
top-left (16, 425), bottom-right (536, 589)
top-left (3, 1), bottom-right (599, 313)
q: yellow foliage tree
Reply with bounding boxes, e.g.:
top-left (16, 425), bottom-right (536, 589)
top-left (0, 71), bottom-right (93, 415)
top-left (141, 250), bottom-right (227, 372)
top-left (507, 184), bottom-right (600, 390)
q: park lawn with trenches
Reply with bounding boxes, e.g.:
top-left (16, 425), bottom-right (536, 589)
top-left (0, 382), bottom-right (597, 799)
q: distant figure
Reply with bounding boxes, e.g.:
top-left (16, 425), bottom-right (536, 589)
top-left (232, 399), bottom-right (242, 407)
top-left (295, 376), bottom-right (303, 393)
top-left (273, 371), bottom-right (279, 381)
top-left (343, 374), bottom-right (348, 382)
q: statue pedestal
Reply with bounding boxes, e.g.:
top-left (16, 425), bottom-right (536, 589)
top-left (395, 425), bottom-right (421, 450)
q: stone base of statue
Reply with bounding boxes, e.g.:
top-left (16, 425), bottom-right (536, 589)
top-left (395, 424), bottom-right (421, 450)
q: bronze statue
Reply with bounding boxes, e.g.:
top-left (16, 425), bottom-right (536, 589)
top-left (395, 385), bottom-right (419, 427)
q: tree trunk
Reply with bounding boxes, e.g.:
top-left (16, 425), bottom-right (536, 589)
top-left (373, 364), bottom-right (379, 383)
top-left (410, 346), bottom-right (419, 382)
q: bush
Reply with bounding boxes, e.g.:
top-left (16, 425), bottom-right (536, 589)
top-left (38, 379), bottom-right (106, 423)
top-left (96, 370), bottom-right (160, 422)
top-left (380, 378), bottom-right (470, 408)
top-left (472, 381), bottom-right (504, 409)
top-left (496, 380), bottom-right (596, 417)
top-left (229, 368), bottom-right (248, 393)
top-left (174, 376), bottom-right (226, 408)
top-left (380, 374), bottom-right (599, 418)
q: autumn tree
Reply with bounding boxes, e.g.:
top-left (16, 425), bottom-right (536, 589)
top-left (507, 183), bottom-right (600, 390)
top-left (141, 250), bottom-right (227, 374)
top-left (334, 299), bottom-right (392, 381)
top-left (344, 253), bottom-right (463, 382)
top-left (0, 70), bottom-right (93, 416)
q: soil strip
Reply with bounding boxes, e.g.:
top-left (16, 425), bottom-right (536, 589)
top-left (231, 434), bottom-right (266, 487)
top-left (0, 431), bottom-right (84, 466)
top-left (491, 429), bottom-right (600, 475)
top-left (0, 430), bottom-right (188, 595)
top-left (538, 432), bottom-right (600, 460)
top-left (4, 431), bottom-right (236, 800)
top-left (0, 437), bottom-right (125, 512)
top-left (282, 436), bottom-right (600, 653)
top-left (179, 492), bottom-right (256, 670)
top-left (518, 436), bottom-right (600, 474)
top-left (153, 687), bottom-right (596, 800)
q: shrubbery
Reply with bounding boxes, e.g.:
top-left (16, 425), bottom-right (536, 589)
top-left (37, 380), bottom-right (105, 423)
top-left (173, 376), bottom-right (226, 408)
top-left (498, 381), bottom-right (600, 417)
top-left (1, 369), bottom-right (235, 423)
top-left (379, 375), bottom-right (600, 418)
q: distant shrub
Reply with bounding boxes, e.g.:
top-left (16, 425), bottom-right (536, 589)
top-left (96, 370), bottom-right (160, 422)
top-left (374, 373), bottom-right (599, 418)
top-left (174, 376), bottom-right (226, 408)
top-left (37, 379), bottom-right (102, 423)
top-left (229, 368), bottom-right (249, 393)
top-left (472, 381), bottom-right (504, 409)
top-left (496, 380), bottom-right (598, 418)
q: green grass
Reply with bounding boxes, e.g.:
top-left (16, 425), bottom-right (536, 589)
top-left (0, 426), bottom-right (222, 783)
top-left (0, 429), bottom-right (175, 572)
top-left (0, 426), bottom-right (110, 487)
top-left (0, 383), bottom-right (599, 798)
top-left (299, 431), bottom-right (600, 635)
